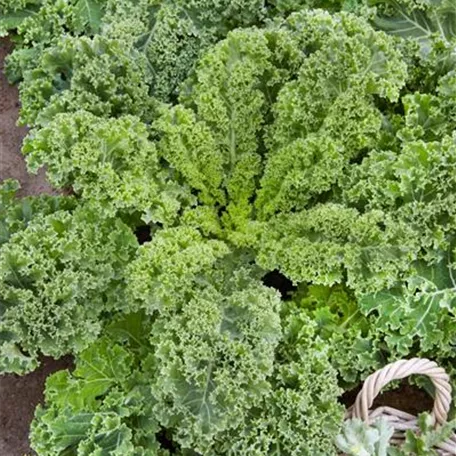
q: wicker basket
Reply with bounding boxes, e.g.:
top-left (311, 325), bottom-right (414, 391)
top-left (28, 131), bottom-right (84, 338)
top-left (344, 358), bottom-right (456, 455)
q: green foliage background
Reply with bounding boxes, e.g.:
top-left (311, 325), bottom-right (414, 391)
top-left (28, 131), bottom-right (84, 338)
top-left (0, 0), bottom-right (456, 454)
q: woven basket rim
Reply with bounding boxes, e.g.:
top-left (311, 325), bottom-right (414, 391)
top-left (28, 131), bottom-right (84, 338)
top-left (342, 358), bottom-right (456, 455)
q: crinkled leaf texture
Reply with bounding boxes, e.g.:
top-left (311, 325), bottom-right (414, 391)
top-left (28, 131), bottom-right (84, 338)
top-left (0, 179), bottom-right (75, 247)
top-left (287, 284), bottom-right (386, 387)
top-left (31, 316), bottom-right (167, 456)
top-left (32, 228), bottom-right (344, 455)
top-left (370, 0), bottom-right (456, 56)
top-left (0, 200), bottom-right (137, 374)
top-left (152, 9), bottom-right (407, 246)
top-left (23, 111), bottom-right (195, 224)
top-left (360, 245), bottom-right (456, 355)
top-left (6, 0), bottom-right (456, 454)
top-left (4, 0), bottom-right (269, 124)
top-left (17, 33), bottom-right (153, 127)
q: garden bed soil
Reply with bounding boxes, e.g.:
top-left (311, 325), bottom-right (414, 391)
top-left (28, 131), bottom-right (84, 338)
top-left (341, 381), bottom-right (434, 417)
top-left (0, 36), bottom-right (439, 456)
top-left (0, 357), bottom-right (74, 456)
top-left (0, 39), bottom-right (55, 197)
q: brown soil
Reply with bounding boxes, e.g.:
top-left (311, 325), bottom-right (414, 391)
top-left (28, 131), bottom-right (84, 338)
top-left (0, 37), bottom-right (70, 456)
top-left (0, 38), bottom-right (55, 197)
top-left (0, 357), bottom-right (74, 456)
top-left (342, 380), bottom-right (435, 417)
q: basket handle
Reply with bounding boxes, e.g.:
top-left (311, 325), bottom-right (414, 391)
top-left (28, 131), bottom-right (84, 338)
top-left (352, 358), bottom-right (452, 425)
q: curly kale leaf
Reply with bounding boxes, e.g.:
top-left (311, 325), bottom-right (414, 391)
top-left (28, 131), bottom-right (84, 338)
top-left (257, 204), bottom-right (418, 293)
top-left (17, 33), bottom-right (153, 127)
top-left (0, 0), bottom-right (41, 14)
top-left (397, 93), bottom-right (450, 142)
top-left (0, 180), bottom-right (77, 373)
top-left (153, 105), bottom-right (226, 207)
top-left (0, 206), bottom-right (137, 374)
top-left (32, 244), bottom-right (283, 454)
top-left (4, 0), bottom-right (111, 85)
top-left (256, 134), bottom-right (346, 218)
top-left (5, 0), bottom-right (268, 119)
top-left (222, 313), bottom-right (343, 456)
top-left (257, 197), bottom-right (456, 356)
top-left (32, 224), bottom-right (347, 455)
top-left (23, 111), bottom-right (194, 224)
top-left (129, 227), bottom-right (279, 450)
top-left (343, 135), bottom-right (456, 254)
top-left (32, 307), bottom-right (343, 455)
top-left (0, 179), bottom-right (75, 247)
top-left (153, 11), bottom-right (406, 236)
top-left (30, 316), bottom-right (167, 456)
top-left (287, 284), bottom-right (386, 386)
top-left (178, 26), bottom-right (303, 228)
top-left (72, 0), bottom-right (104, 32)
top-left (366, 0), bottom-right (456, 93)
top-left (267, 10), bottom-right (406, 150)
top-left (127, 225), bottom-right (343, 453)
top-left (127, 226), bottom-right (231, 313)
top-left (369, 0), bottom-right (456, 51)
top-left (360, 245), bottom-right (456, 355)
top-left (0, 0), bottom-right (42, 37)
top-left (148, 277), bottom-right (282, 452)
top-left (134, 0), bottom-right (267, 101)
top-left (268, 0), bottom-right (359, 14)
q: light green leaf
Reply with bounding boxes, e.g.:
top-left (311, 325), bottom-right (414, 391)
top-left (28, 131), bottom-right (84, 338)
top-left (73, 0), bottom-right (103, 33)
top-left (0, 7), bottom-right (38, 36)
top-left (360, 247), bottom-right (456, 353)
top-left (62, 338), bottom-right (134, 410)
top-left (371, 0), bottom-right (456, 54)
top-left (0, 342), bottom-right (38, 374)
top-left (335, 418), bottom-right (393, 456)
